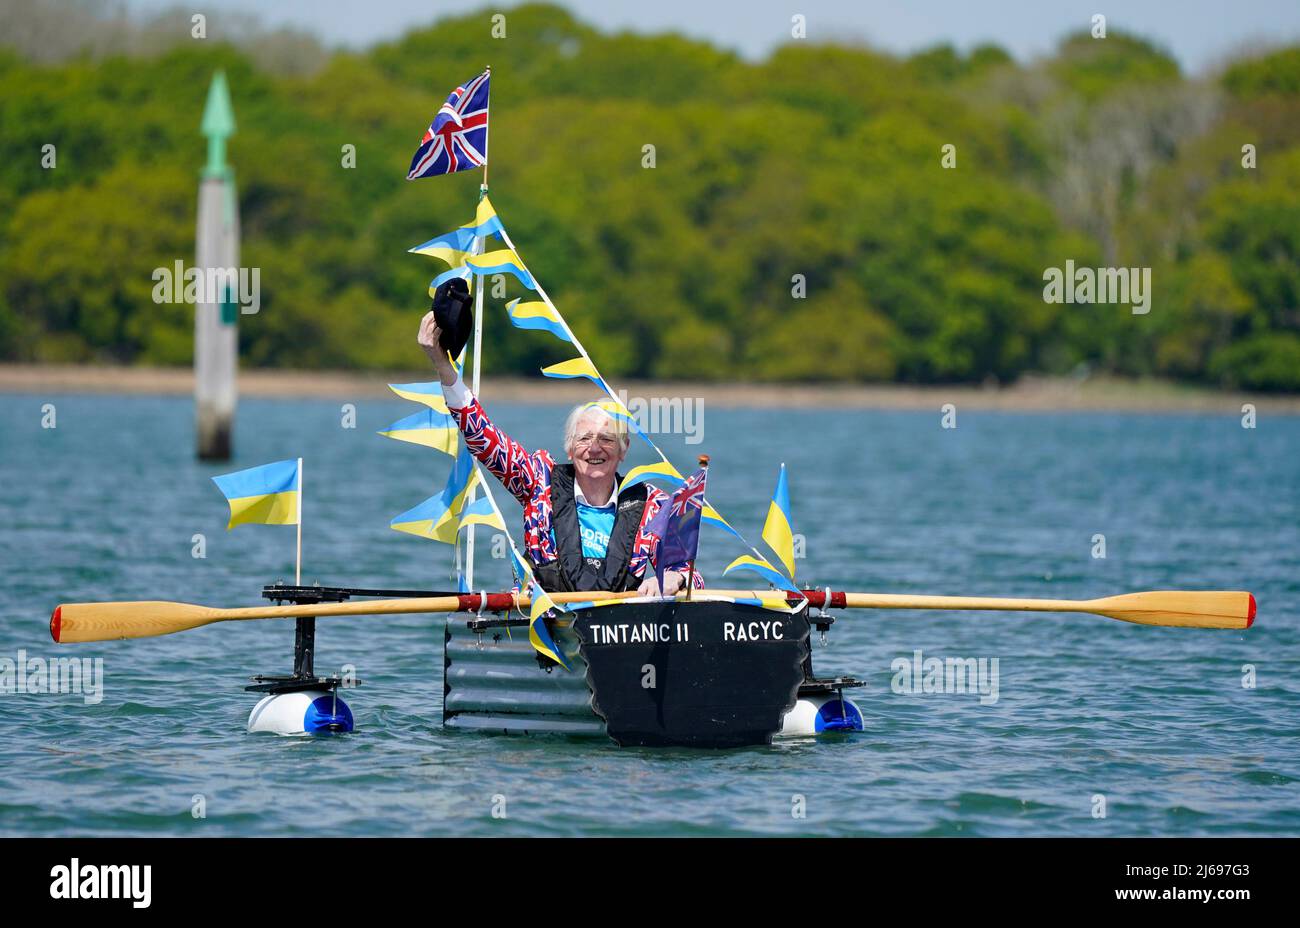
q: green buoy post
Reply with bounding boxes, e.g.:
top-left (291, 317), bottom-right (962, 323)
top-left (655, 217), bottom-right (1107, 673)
top-left (195, 71), bottom-right (240, 461)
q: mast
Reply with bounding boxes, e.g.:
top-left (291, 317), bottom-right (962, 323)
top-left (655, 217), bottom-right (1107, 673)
top-left (462, 66), bottom-right (491, 592)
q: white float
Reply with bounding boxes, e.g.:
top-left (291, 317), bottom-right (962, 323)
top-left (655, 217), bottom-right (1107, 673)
top-left (247, 689), bottom-right (353, 735)
top-left (778, 693), bottom-right (865, 737)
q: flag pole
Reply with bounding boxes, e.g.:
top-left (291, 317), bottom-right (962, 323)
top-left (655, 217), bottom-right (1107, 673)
top-left (295, 456), bottom-right (303, 586)
top-left (463, 65), bottom-right (491, 591)
top-left (480, 65), bottom-right (490, 188)
top-left (684, 454), bottom-right (709, 601)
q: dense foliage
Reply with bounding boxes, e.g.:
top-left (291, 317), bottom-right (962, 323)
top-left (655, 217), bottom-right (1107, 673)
top-left (1, 3), bottom-right (1297, 389)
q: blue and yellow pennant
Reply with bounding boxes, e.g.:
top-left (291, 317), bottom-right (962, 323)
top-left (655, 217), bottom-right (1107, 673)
top-left (505, 298), bottom-right (571, 343)
top-left (527, 580), bottom-right (570, 669)
top-left (541, 356), bottom-right (607, 391)
top-left (390, 448), bottom-right (477, 544)
top-left (465, 249), bottom-right (536, 289)
top-left (763, 463), bottom-right (797, 580)
top-left (722, 553), bottom-right (793, 590)
top-left (378, 408), bottom-right (459, 455)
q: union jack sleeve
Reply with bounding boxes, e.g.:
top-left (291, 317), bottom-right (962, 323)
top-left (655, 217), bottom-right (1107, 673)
top-left (447, 394), bottom-right (551, 508)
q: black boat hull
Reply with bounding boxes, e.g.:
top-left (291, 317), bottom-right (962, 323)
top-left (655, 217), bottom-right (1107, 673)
top-left (443, 599), bottom-right (864, 748)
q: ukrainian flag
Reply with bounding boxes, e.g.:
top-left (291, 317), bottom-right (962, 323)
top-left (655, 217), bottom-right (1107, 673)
top-left (619, 460), bottom-right (685, 494)
top-left (732, 592), bottom-right (799, 613)
top-left (583, 397), bottom-right (652, 446)
top-left (410, 198), bottom-right (504, 267)
top-left (528, 580), bottom-right (570, 669)
top-left (388, 382), bottom-right (451, 414)
top-left (212, 459), bottom-right (300, 530)
top-left (723, 554), bottom-right (795, 591)
top-left (701, 503), bottom-right (741, 539)
top-left (457, 494), bottom-right (505, 533)
top-left (541, 356), bottom-right (606, 391)
top-left (427, 265), bottom-right (473, 299)
top-left (763, 463), bottom-right (796, 580)
top-left (390, 449), bottom-right (476, 543)
top-left (465, 195), bottom-right (505, 239)
top-left (505, 298), bottom-right (571, 343)
top-left (465, 249), bottom-right (536, 289)
top-left (378, 408), bottom-right (459, 455)
top-left (408, 227), bottom-right (477, 267)
top-left (507, 546), bottom-right (534, 589)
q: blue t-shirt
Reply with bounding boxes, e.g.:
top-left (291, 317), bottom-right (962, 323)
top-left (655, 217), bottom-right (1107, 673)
top-left (575, 501), bottom-right (616, 559)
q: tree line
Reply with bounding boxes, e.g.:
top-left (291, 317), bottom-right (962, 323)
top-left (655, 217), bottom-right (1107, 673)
top-left (1, 2), bottom-right (1297, 389)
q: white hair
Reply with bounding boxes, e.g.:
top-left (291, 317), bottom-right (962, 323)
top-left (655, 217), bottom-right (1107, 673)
top-left (563, 401), bottom-right (631, 458)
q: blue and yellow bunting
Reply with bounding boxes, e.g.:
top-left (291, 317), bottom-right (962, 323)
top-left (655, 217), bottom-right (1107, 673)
top-left (388, 382), bottom-right (451, 414)
top-left (457, 494), bottom-right (505, 533)
top-left (408, 227), bottom-right (477, 268)
top-left (762, 463), bottom-right (796, 580)
top-left (410, 196), bottom-right (504, 270)
top-left (618, 460), bottom-right (685, 494)
top-left (701, 503), bottom-right (742, 539)
top-left (378, 408), bottom-right (459, 455)
top-left (582, 397), bottom-right (654, 445)
top-left (390, 449), bottom-right (476, 544)
top-left (212, 459), bottom-right (300, 530)
top-left (527, 580), bottom-right (570, 669)
top-left (505, 298), bottom-right (572, 343)
top-left (428, 265), bottom-right (473, 299)
top-left (723, 554), bottom-right (796, 591)
top-left (465, 195), bottom-right (504, 239)
top-left (731, 592), bottom-right (800, 613)
top-left (541, 356), bottom-right (607, 391)
top-left (465, 249), bottom-right (535, 289)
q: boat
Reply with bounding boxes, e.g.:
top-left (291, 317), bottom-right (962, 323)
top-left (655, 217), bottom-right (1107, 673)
top-left (50, 584), bottom-right (1253, 746)
top-left (242, 583), bottom-right (865, 746)
top-left (43, 65), bottom-right (1257, 750)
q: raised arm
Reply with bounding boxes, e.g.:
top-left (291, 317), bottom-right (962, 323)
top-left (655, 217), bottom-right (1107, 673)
top-left (419, 312), bottom-right (548, 507)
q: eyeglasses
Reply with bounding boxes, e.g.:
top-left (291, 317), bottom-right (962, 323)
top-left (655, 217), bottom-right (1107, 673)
top-left (574, 432), bottom-right (619, 449)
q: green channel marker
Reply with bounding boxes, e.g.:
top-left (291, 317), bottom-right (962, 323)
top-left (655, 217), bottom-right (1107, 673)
top-left (201, 71), bottom-right (236, 179)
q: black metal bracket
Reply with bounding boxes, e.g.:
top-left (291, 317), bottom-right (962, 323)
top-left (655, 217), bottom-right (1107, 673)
top-left (797, 676), bottom-right (865, 695)
top-left (467, 616), bottom-right (531, 632)
top-left (244, 584), bottom-right (363, 695)
top-left (261, 583), bottom-right (460, 602)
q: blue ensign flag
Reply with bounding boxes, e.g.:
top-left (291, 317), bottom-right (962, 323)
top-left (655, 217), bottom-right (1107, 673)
top-left (407, 70), bottom-right (490, 180)
top-left (645, 464), bottom-right (708, 592)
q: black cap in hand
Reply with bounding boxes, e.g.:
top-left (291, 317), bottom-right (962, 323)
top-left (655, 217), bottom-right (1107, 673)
top-left (431, 277), bottom-right (474, 358)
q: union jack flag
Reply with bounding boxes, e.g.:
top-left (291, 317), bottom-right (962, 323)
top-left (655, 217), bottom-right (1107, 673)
top-left (407, 70), bottom-right (490, 180)
top-left (671, 468), bottom-right (707, 518)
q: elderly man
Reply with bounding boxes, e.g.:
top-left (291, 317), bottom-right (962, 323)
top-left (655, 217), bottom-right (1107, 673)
top-left (418, 312), bottom-right (699, 596)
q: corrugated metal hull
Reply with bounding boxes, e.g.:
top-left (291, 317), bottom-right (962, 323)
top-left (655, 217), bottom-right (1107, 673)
top-left (442, 616), bottom-right (607, 737)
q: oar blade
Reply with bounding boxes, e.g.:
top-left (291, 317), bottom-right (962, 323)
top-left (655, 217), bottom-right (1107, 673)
top-left (52, 601), bottom-right (220, 643)
top-left (1092, 591), bottom-right (1256, 630)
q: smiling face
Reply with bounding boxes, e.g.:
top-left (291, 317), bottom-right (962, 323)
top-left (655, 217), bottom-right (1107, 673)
top-left (567, 411), bottom-right (628, 489)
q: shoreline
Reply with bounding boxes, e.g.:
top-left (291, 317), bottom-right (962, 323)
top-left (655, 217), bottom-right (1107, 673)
top-left (1, 363), bottom-right (1296, 414)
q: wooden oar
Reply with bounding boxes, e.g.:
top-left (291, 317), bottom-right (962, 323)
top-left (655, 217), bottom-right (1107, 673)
top-left (50, 591), bottom-right (623, 644)
top-left (50, 588), bottom-right (1254, 644)
top-left (835, 590), bottom-right (1255, 631)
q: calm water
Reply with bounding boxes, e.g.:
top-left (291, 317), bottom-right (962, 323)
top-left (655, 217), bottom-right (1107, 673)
top-left (1, 391), bottom-right (1296, 836)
